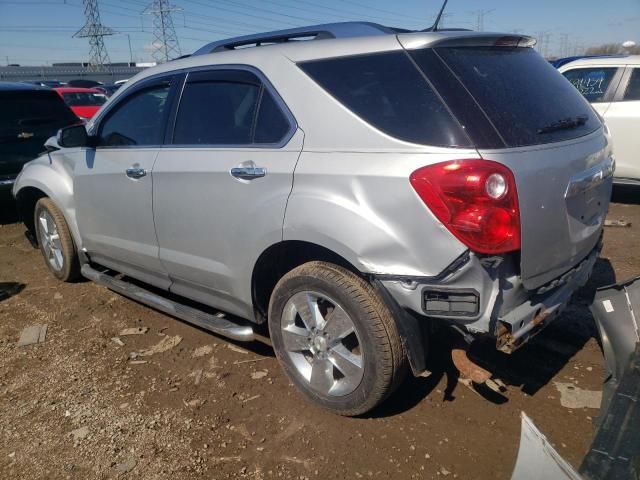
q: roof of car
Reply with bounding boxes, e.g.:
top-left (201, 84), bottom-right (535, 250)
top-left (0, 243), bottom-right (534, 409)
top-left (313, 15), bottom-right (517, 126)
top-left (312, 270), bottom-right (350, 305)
top-left (53, 87), bottom-right (102, 93)
top-left (0, 81), bottom-right (52, 92)
top-left (559, 55), bottom-right (640, 69)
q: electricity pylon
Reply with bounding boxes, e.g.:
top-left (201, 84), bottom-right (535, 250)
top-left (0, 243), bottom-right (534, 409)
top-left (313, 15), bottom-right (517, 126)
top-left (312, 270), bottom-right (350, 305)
top-left (144, 0), bottom-right (182, 63)
top-left (73, 0), bottom-right (114, 70)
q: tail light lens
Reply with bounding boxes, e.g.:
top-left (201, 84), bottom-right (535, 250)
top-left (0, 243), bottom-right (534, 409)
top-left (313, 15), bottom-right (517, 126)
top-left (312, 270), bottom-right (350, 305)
top-left (410, 159), bottom-right (520, 254)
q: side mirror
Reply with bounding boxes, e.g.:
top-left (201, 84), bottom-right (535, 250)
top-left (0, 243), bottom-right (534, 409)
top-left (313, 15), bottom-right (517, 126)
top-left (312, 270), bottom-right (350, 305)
top-left (57, 124), bottom-right (90, 148)
top-left (44, 135), bottom-right (61, 152)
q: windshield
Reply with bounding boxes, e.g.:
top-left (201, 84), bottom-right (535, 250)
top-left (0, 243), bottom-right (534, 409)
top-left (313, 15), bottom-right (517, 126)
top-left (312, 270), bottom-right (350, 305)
top-left (62, 91), bottom-right (107, 107)
top-left (412, 46), bottom-right (601, 147)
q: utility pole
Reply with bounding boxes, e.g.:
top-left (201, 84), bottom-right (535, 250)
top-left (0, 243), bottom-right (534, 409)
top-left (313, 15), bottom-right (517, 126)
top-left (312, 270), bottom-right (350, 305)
top-left (144, 0), bottom-right (182, 63)
top-left (471, 9), bottom-right (495, 32)
top-left (559, 33), bottom-right (569, 58)
top-left (73, 0), bottom-right (114, 70)
top-left (536, 31), bottom-right (552, 58)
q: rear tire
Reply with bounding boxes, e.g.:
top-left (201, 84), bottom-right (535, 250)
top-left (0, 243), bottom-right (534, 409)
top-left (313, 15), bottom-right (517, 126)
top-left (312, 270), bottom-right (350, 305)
top-left (268, 261), bottom-right (407, 416)
top-left (34, 198), bottom-right (80, 282)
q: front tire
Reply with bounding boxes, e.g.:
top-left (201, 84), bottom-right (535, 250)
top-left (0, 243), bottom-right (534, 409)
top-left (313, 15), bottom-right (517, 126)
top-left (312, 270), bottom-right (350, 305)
top-left (268, 261), bottom-right (406, 416)
top-left (34, 198), bottom-right (80, 282)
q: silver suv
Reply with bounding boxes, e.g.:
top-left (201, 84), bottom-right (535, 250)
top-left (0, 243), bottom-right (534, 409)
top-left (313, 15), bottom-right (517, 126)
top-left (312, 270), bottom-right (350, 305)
top-left (13, 23), bottom-right (614, 415)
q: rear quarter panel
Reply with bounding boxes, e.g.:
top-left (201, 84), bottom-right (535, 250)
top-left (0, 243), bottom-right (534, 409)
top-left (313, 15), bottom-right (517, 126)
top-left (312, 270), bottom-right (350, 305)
top-left (284, 151), bottom-right (470, 277)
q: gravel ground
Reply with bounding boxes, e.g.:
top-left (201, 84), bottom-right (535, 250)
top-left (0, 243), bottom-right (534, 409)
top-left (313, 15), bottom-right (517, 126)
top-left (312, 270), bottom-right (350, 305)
top-left (0, 189), bottom-right (638, 480)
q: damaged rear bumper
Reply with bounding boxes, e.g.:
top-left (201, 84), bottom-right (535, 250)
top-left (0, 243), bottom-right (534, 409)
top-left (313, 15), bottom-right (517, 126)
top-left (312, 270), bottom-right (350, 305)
top-left (378, 240), bottom-right (601, 353)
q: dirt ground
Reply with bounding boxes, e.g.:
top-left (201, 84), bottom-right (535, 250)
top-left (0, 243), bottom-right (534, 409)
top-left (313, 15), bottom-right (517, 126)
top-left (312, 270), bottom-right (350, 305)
top-left (0, 188), bottom-right (638, 480)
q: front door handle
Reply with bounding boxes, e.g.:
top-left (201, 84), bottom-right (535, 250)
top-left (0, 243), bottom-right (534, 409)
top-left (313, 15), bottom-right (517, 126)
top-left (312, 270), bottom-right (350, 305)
top-left (126, 167), bottom-right (147, 179)
top-left (230, 165), bottom-right (267, 181)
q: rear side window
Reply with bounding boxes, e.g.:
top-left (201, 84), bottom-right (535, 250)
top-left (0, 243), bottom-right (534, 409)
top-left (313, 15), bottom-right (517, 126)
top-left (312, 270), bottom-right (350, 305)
top-left (99, 84), bottom-right (170, 146)
top-left (254, 90), bottom-right (290, 144)
top-left (562, 67), bottom-right (618, 102)
top-left (421, 47), bottom-right (601, 147)
top-left (299, 51), bottom-right (471, 147)
top-left (0, 91), bottom-right (77, 132)
top-left (623, 69), bottom-right (640, 101)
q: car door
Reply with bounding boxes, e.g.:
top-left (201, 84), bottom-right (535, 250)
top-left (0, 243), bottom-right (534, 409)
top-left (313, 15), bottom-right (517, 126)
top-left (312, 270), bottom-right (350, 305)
top-left (152, 68), bottom-right (302, 318)
top-left (601, 66), bottom-right (640, 183)
top-left (74, 74), bottom-right (179, 289)
top-left (561, 66), bottom-right (623, 117)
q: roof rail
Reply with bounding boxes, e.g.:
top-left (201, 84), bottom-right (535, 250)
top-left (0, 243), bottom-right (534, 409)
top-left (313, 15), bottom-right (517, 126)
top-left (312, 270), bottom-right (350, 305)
top-left (192, 22), bottom-right (411, 56)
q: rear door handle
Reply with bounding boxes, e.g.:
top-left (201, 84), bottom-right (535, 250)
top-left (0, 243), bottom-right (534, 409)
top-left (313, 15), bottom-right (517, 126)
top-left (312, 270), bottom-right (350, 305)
top-left (126, 167), bottom-right (147, 179)
top-left (230, 165), bottom-right (267, 181)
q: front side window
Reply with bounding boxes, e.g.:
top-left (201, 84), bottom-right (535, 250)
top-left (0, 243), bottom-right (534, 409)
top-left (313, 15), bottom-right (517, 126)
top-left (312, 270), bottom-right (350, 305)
top-left (623, 68), bottom-right (640, 101)
top-left (99, 83), bottom-right (170, 147)
top-left (562, 67), bottom-right (618, 103)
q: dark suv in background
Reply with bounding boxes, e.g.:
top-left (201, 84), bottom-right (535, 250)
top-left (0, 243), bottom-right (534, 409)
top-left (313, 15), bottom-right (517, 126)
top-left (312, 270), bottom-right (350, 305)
top-left (0, 82), bottom-right (78, 195)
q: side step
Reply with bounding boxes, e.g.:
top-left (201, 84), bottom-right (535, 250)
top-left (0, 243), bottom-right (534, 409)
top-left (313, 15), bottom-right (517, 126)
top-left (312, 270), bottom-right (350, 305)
top-left (81, 264), bottom-right (255, 342)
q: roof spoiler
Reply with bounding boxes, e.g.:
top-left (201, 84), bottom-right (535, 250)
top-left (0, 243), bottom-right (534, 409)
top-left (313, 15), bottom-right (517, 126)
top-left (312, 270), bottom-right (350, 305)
top-left (398, 32), bottom-right (536, 50)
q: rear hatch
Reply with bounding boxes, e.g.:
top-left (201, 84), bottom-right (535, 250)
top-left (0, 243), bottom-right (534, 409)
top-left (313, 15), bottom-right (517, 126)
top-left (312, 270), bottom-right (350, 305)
top-left (0, 89), bottom-right (78, 177)
top-left (403, 37), bottom-right (613, 290)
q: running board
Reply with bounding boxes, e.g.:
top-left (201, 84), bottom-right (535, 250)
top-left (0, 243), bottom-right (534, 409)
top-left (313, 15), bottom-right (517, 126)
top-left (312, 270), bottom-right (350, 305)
top-left (81, 264), bottom-right (255, 342)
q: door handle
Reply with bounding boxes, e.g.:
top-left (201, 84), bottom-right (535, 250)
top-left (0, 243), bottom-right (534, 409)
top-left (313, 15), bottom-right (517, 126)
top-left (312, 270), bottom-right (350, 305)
top-left (126, 167), bottom-right (147, 179)
top-left (230, 165), bottom-right (267, 181)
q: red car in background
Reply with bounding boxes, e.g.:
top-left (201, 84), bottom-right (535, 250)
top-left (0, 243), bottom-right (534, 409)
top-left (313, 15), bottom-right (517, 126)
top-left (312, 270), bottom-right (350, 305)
top-left (53, 87), bottom-right (107, 121)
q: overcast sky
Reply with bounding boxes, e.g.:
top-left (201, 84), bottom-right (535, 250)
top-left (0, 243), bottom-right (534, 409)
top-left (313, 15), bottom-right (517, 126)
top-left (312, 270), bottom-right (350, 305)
top-left (0, 0), bottom-right (638, 65)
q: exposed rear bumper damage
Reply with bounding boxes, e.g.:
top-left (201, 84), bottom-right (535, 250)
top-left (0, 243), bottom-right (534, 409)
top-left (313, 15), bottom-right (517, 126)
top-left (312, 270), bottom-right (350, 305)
top-left (378, 238), bottom-right (602, 353)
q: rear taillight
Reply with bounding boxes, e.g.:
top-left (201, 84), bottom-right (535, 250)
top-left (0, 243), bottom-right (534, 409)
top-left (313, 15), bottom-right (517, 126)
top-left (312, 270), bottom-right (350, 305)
top-left (410, 159), bottom-right (520, 254)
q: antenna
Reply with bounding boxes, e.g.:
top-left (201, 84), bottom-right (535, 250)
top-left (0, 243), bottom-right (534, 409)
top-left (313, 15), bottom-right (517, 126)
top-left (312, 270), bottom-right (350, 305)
top-left (73, 0), bottom-right (114, 70)
top-left (432, 0), bottom-right (449, 32)
top-left (144, 0), bottom-right (182, 63)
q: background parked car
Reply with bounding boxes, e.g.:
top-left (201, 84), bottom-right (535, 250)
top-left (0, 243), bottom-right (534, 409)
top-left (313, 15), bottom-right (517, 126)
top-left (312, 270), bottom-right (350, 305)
top-left (94, 84), bottom-right (121, 98)
top-left (0, 82), bottom-right (78, 194)
top-left (54, 87), bottom-right (107, 120)
top-left (24, 80), bottom-right (66, 88)
top-left (559, 55), bottom-right (640, 185)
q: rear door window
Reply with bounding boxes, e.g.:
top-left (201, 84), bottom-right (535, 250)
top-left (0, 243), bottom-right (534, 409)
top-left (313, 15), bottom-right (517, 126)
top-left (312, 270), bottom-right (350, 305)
top-left (623, 68), bottom-right (640, 101)
top-left (416, 47), bottom-right (601, 147)
top-left (561, 67), bottom-right (618, 102)
top-left (172, 70), bottom-right (293, 146)
top-left (299, 51), bottom-right (471, 147)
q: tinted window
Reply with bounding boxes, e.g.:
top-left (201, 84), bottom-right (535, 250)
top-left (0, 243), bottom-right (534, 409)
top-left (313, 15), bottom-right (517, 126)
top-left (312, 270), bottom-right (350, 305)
top-left (255, 90), bottom-right (290, 143)
top-left (0, 90), bottom-right (77, 132)
top-left (173, 81), bottom-right (259, 145)
top-left (299, 51), bottom-right (470, 147)
top-left (99, 84), bottom-right (170, 146)
top-left (425, 47), bottom-right (600, 147)
top-left (623, 69), bottom-right (640, 101)
top-left (62, 91), bottom-right (107, 106)
top-left (562, 67), bottom-right (618, 102)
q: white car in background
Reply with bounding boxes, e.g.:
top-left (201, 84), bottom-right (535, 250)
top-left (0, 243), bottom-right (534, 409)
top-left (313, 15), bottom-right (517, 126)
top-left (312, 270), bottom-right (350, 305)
top-left (559, 56), bottom-right (640, 185)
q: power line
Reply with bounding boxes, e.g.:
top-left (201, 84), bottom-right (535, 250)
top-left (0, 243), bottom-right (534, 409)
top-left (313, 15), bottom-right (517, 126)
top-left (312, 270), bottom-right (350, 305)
top-left (73, 0), bottom-right (114, 70)
top-left (144, 0), bottom-right (182, 63)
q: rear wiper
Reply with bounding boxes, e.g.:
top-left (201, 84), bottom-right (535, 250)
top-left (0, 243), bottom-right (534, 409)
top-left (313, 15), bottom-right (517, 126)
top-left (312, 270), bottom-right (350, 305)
top-left (537, 115), bottom-right (588, 134)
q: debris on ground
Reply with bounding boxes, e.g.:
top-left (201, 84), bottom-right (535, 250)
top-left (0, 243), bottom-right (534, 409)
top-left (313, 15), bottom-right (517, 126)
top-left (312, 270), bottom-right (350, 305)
top-left (114, 458), bottom-right (137, 476)
top-left (53, 292), bottom-right (63, 300)
top-left (119, 327), bottom-right (149, 336)
top-left (111, 337), bottom-right (125, 347)
top-left (251, 371), bottom-right (268, 380)
top-left (69, 426), bottom-right (89, 441)
top-left (554, 382), bottom-right (602, 409)
top-left (132, 335), bottom-right (182, 357)
top-left (227, 344), bottom-right (249, 354)
top-left (234, 357), bottom-right (270, 365)
top-left (604, 219), bottom-right (632, 228)
top-left (192, 344), bottom-right (214, 357)
top-left (188, 369), bottom-right (203, 385)
top-left (16, 324), bottom-right (47, 347)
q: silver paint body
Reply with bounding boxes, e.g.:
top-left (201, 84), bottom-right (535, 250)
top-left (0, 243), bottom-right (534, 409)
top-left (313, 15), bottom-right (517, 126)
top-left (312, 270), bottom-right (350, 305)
top-left (13, 30), bottom-right (613, 336)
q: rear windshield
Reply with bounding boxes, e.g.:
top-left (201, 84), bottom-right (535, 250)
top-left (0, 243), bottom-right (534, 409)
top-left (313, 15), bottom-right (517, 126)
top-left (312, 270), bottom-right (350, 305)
top-left (0, 91), bottom-right (78, 132)
top-left (420, 47), bottom-right (601, 147)
top-left (62, 91), bottom-right (107, 107)
top-left (299, 52), bottom-right (471, 147)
